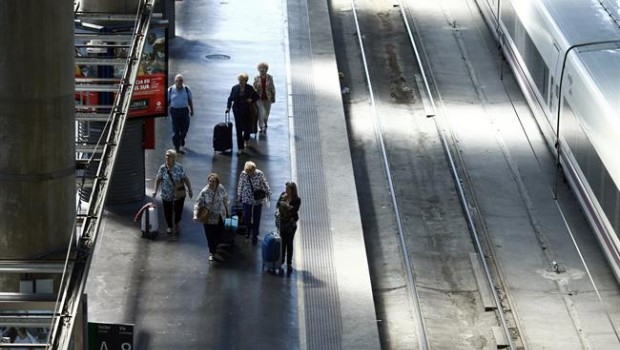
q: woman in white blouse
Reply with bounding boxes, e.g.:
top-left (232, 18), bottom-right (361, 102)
top-left (194, 173), bottom-right (229, 261)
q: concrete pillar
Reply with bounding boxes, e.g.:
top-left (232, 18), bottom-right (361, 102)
top-left (162, 0), bottom-right (176, 38)
top-left (0, 0), bottom-right (75, 285)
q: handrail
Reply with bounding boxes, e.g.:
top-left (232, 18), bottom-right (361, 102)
top-left (46, 1), bottom-right (157, 348)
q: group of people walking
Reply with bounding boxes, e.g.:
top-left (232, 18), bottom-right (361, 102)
top-left (168, 62), bottom-right (275, 156)
top-left (153, 153), bottom-right (300, 269)
top-left (225, 62), bottom-right (276, 154)
top-left (152, 63), bottom-right (299, 269)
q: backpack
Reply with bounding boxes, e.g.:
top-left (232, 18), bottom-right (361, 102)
top-left (167, 85), bottom-right (191, 106)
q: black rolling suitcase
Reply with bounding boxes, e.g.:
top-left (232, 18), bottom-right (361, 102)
top-left (248, 102), bottom-right (258, 135)
top-left (213, 112), bottom-right (233, 152)
top-left (231, 203), bottom-right (247, 235)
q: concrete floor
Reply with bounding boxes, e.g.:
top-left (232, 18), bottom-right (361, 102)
top-left (85, 0), bottom-right (380, 349)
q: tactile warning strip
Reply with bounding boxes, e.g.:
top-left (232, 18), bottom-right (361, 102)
top-left (288, 0), bottom-right (344, 349)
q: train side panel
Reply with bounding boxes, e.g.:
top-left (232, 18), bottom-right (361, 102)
top-left (559, 53), bottom-right (620, 277)
top-left (474, 0), bottom-right (620, 281)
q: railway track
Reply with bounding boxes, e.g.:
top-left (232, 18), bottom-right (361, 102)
top-left (330, 0), bottom-right (620, 348)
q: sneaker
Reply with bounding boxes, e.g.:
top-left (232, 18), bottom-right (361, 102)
top-left (166, 227), bottom-right (173, 235)
top-left (208, 254), bottom-right (214, 262)
top-left (174, 223), bottom-right (180, 235)
top-left (177, 149), bottom-right (185, 155)
top-left (237, 149), bottom-right (244, 155)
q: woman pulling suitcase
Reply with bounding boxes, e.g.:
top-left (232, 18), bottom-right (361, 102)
top-left (276, 182), bottom-right (301, 272)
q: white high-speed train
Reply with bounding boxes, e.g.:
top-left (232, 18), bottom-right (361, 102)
top-left (474, 0), bottom-right (620, 280)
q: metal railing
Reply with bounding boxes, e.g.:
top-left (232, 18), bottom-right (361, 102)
top-left (0, 1), bottom-right (156, 348)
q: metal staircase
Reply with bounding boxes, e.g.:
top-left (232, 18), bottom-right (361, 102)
top-left (0, 1), bottom-right (156, 348)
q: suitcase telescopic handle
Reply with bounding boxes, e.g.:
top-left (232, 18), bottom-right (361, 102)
top-left (225, 111), bottom-right (230, 123)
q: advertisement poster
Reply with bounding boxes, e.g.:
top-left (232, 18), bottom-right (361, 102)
top-left (75, 26), bottom-right (168, 118)
top-left (129, 26), bottom-right (168, 117)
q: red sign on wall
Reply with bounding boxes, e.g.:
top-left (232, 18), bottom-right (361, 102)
top-left (129, 26), bottom-right (168, 118)
top-left (128, 73), bottom-right (167, 117)
top-left (75, 26), bottom-right (168, 119)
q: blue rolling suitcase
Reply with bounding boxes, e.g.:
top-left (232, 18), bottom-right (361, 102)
top-left (220, 215), bottom-right (238, 247)
top-left (225, 215), bottom-right (239, 232)
top-left (262, 232), bottom-right (282, 272)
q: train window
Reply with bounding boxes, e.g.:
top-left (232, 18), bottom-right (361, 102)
top-left (549, 76), bottom-right (554, 109)
top-left (501, 1), bottom-right (516, 38)
top-left (564, 97), bottom-right (620, 241)
top-left (523, 33), bottom-right (548, 99)
top-left (544, 67), bottom-right (549, 95)
top-left (562, 101), bottom-right (581, 161)
top-left (615, 190), bottom-right (620, 239)
top-left (600, 169), bottom-right (618, 238)
top-left (586, 144), bottom-right (603, 204)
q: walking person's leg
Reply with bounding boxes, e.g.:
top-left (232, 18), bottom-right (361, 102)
top-left (280, 230), bottom-right (289, 265)
top-left (173, 197), bottom-right (185, 234)
top-left (242, 112), bottom-right (252, 144)
top-left (280, 222), bottom-right (296, 268)
top-left (251, 204), bottom-right (263, 244)
top-left (204, 224), bottom-right (218, 260)
top-left (243, 203), bottom-right (252, 238)
top-left (170, 109), bottom-right (182, 151)
top-left (179, 109), bottom-right (190, 148)
top-left (286, 229), bottom-right (297, 268)
top-left (257, 100), bottom-right (267, 131)
top-left (263, 101), bottom-right (272, 130)
top-left (162, 200), bottom-right (174, 234)
top-left (234, 113), bottom-right (245, 151)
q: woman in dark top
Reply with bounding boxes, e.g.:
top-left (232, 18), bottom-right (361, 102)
top-left (226, 73), bottom-right (259, 155)
top-left (276, 182), bottom-right (301, 272)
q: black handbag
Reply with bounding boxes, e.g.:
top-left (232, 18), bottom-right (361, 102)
top-left (248, 176), bottom-right (266, 200)
top-left (253, 189), bottom-right (266, 200)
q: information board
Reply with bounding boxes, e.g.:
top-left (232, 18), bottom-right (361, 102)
top-left (88, 322), bottom-right (134, 350)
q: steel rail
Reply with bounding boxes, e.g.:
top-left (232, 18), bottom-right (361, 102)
top-left (349, 1), bottom-right (431, 348)
top-left (398, 0), bottom-right (516, 348)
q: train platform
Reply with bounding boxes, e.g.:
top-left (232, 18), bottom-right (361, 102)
top-left (84, 0), bottom-right (381, 349)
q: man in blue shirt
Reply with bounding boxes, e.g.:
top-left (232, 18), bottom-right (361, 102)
top-left (168, 74), bottom-right (194, 154)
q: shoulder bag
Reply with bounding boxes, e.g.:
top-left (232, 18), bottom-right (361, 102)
top-left (248, 175), bottom-right (266, 200)
top-left (197, 190), bottom-right (216, 223)
top-left (167, 169), bottom-right (186, 200)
